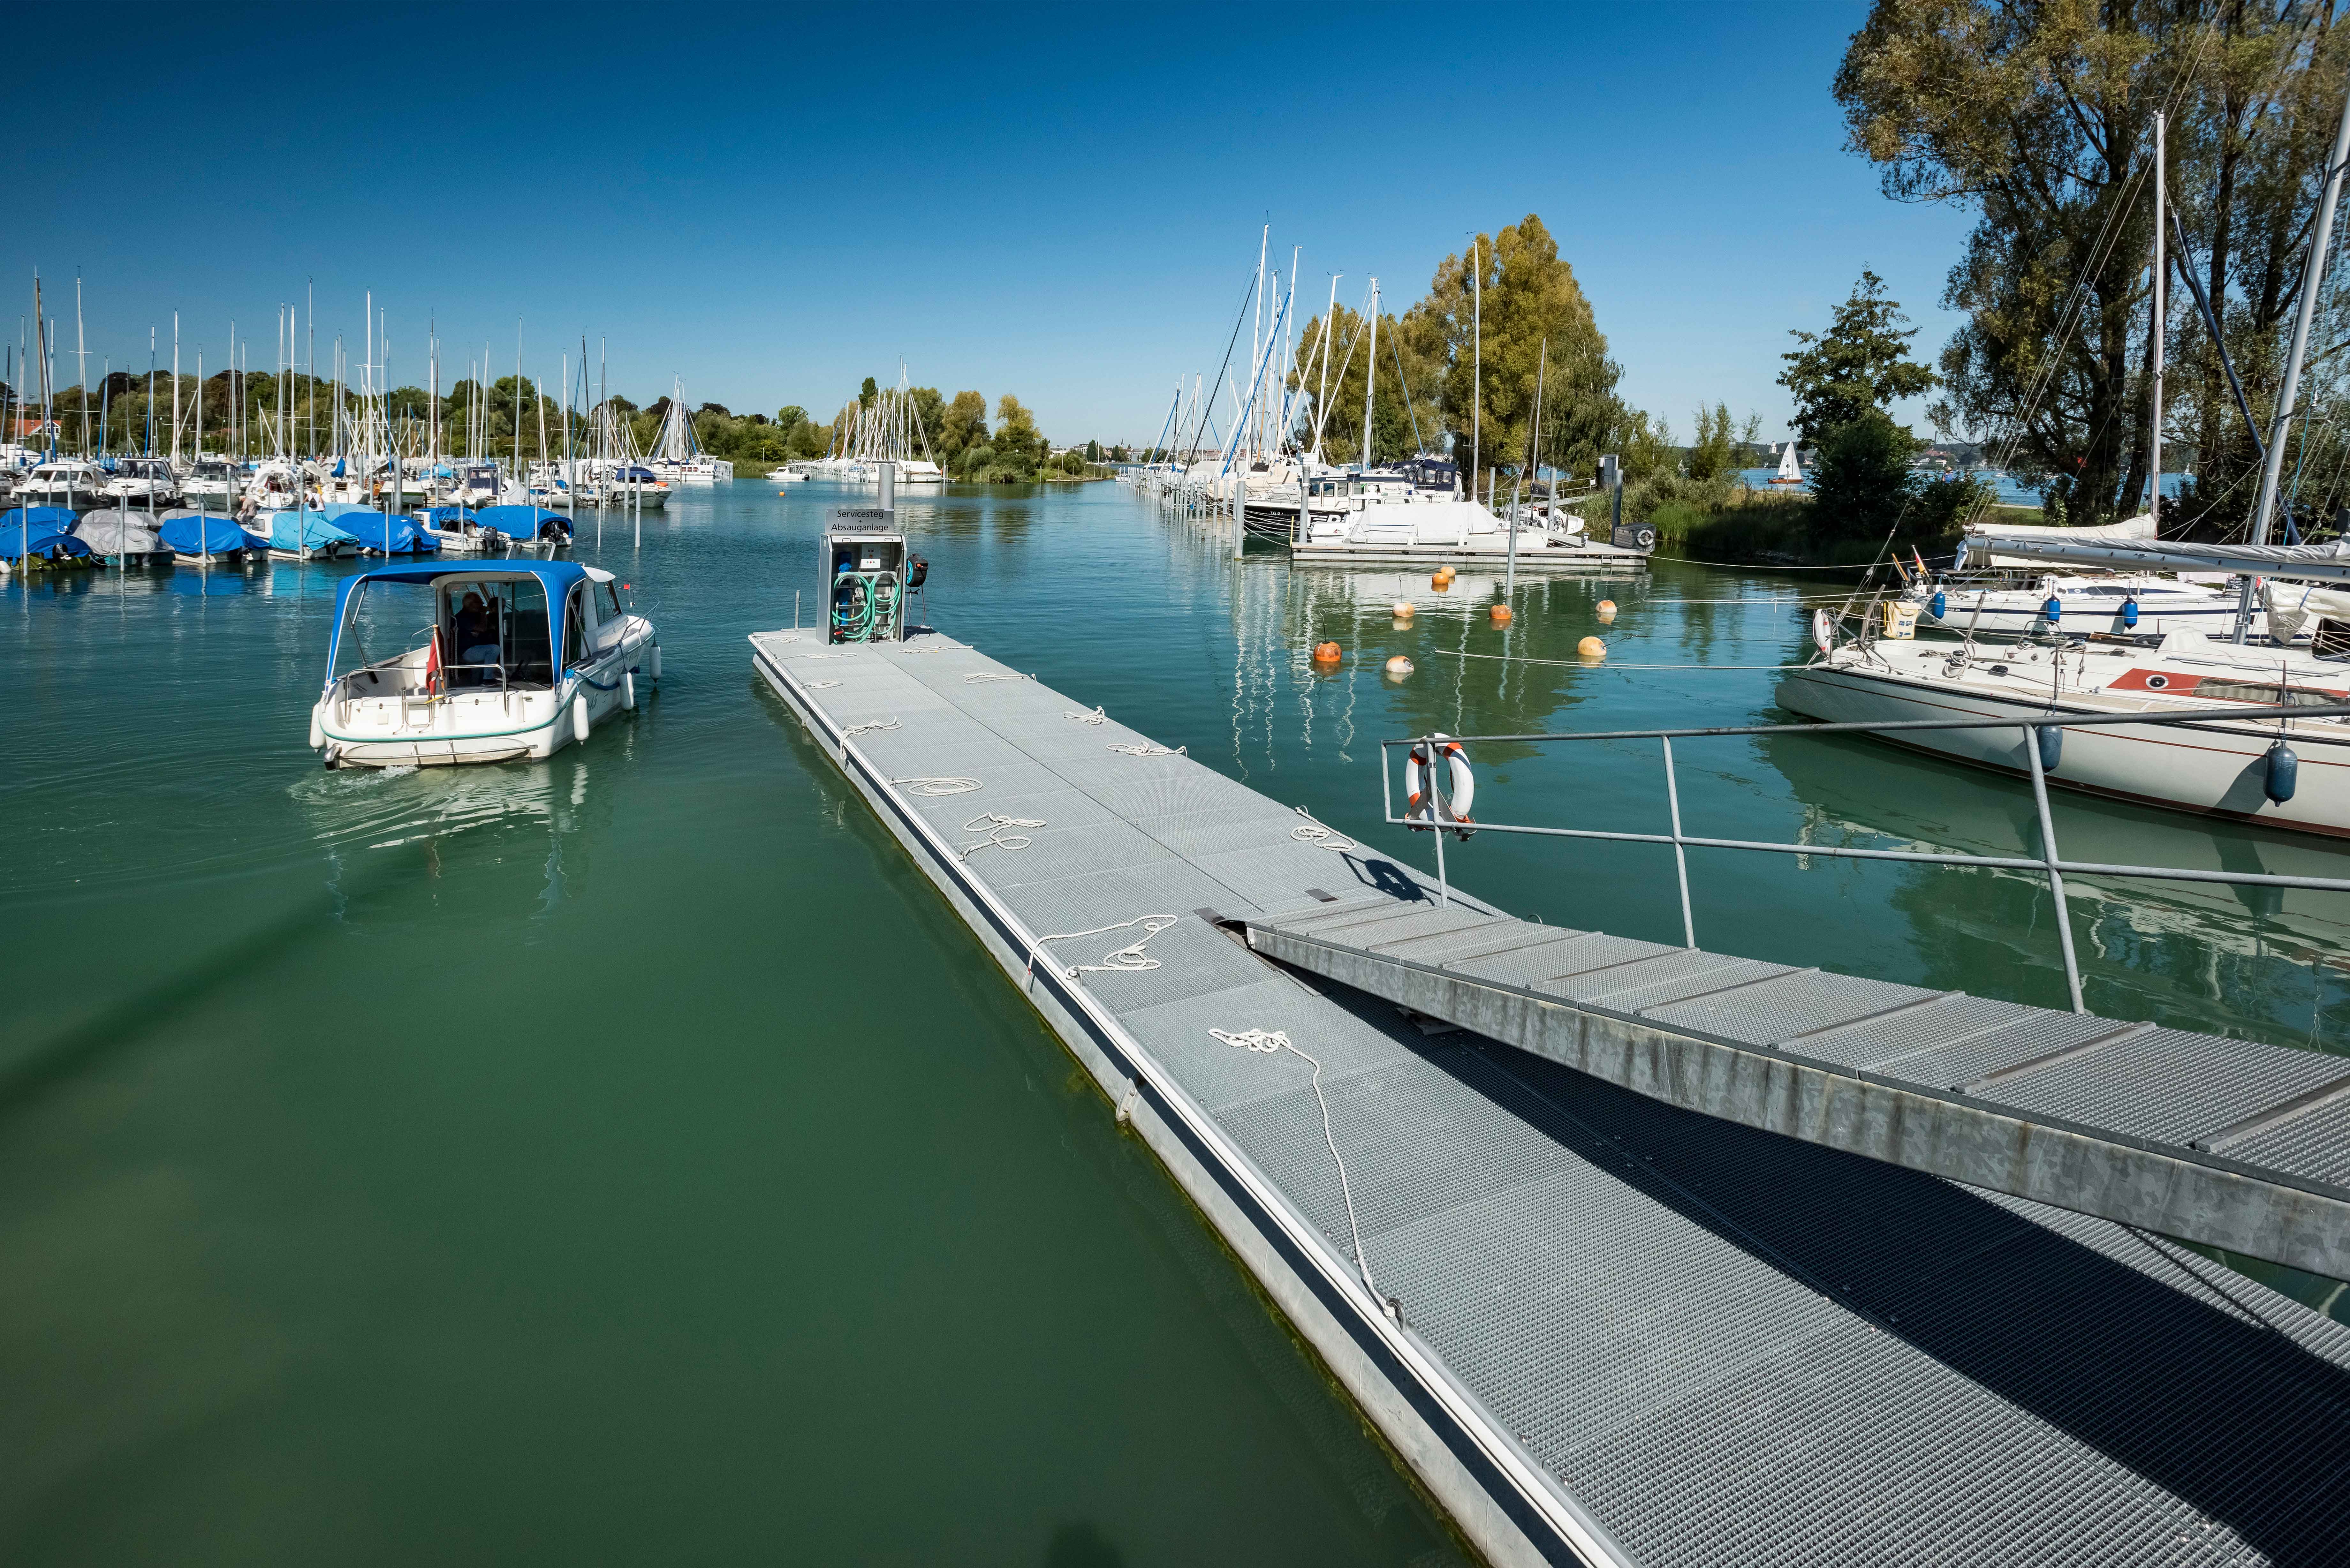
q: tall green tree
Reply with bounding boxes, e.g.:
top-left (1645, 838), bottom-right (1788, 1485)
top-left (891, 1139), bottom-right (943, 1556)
top-left (1836, 0), bottom-right (2350, 528)
top-left (1777, 270), bottom-right (1937, 445)
top-left (1406, 214), bottom-right (1620, 479)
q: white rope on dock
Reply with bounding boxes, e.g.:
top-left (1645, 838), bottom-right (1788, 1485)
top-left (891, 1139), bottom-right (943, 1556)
top-left (807, 680), bottom-right (843, 689)
top-left (1291, 806), bottom-right (1359, 852)
top-left (963, 671), bottom-right (1030, 683)
top-left (1212, 1027), bottom-right (1377, 1298)
top-left (1029, 913), bottom-right (1179, 979)
top-left (960, 811), bottom-right (1046, 856)
top-left (887, 776), bottom-right (983, 795)
top-left (1064, 706), bottom-right (1107, 725)
top-left (1107, 742), bottom-right (1185, 756)
top-left (843, 717), bottom-right (901, 737)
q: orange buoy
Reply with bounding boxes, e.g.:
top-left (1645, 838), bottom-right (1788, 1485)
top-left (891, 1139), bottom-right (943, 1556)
top-left (1391, 600), bottom-right (1415, 618)
top-left (1312, 641), bottom-right (1342, 663)
top-left (1384, 655), bottom-right (1414, 678)
top-left (1577, 636), bottom-right (1607, 660)
top-left (1431, 573), bottom-right (1450, 591)
top-left (1489, 604), bottom-right (1512, 624)
top-left (1596, 599), bottom-right (1617, 615)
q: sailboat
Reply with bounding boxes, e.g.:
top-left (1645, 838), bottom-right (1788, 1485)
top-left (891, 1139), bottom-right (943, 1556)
top-left (1779, 97), bottom-right (2350, 835)
top-left (644, 379), bottom-right (734, 485)
top-left (1770, 440), bottom-right (1804, 486)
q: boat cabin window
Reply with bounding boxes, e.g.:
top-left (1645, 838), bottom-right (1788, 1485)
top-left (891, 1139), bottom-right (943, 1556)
top-left (563, 585), bottom-right (591, 669)
top-left (599, 581), bottom-right (622, 619)
top-left (332, 576), bottom-right (557, 692)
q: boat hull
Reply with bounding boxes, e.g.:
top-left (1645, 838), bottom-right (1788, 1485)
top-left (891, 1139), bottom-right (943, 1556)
top-left (315, 626), bottom-right (653, 768)
top-left (1775, 662), bottom-right (2350, 837)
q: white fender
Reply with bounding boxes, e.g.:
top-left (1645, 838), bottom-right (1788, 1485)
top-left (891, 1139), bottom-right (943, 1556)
top-left (572, 693), bottom-right (592, 744)
top-left (622, 671), bottom-right (636, 711)
top-left (649, 642), bottom-right (662, 681)
top-left (1404, 735), bottom-right (1474, 826)
top-left (1812, 607), bottom-right (1836, 654)
top-left (308, 707), bottom-right (324, 750)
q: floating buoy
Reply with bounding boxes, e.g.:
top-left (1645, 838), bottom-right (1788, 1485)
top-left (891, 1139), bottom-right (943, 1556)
top-left (1437, 565), bottom-right (1456, 582)
top-left (1384, 655), bottom-right (1414, 678)
top-left (1489, 604), bottom-right (1512, 624)
top-left (1577, 636), bottom-right (1607, 660)
top-left (1431, 573), bottom-right (1449, 590)
top-left (1311, 641), bottom-right (1342, 663)
top-left (1596, 599), bottom-right (1618, 623)
top-left (1392, 600), bottom-right (1415, 618)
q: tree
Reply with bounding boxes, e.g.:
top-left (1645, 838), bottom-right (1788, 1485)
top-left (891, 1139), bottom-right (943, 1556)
top-left (1085, 438), bottom-right (1102, 462)
top-left (1686, 402), bottom-right (1759, 483)
top-left (1778, 270), bottom-right (1937, 446)
top-left (1809, 409), bottom-right (1990, 544)
top-left (1409, 214), bottom-right (1619, 479)
top-left (859, 376), bottom-right (878, 408)
top-left (1836, 2), bottom-right (2350, 527)
top-left (776, 405), bottom-right (807, 434)
top-left (935, 390), bottom-right (988, 464)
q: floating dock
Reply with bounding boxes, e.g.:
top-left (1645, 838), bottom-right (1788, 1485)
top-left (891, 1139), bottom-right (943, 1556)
top-left (751, 625), bottom-right (2350, 1568)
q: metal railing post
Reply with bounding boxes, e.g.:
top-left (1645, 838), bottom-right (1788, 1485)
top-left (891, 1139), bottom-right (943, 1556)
top-left (1428, 735), bottom-right (1450, 908)
top-left (2022, 720), bottom-right (2088, 1014)
top-left (1663, 736), bottom-right (1696, 948)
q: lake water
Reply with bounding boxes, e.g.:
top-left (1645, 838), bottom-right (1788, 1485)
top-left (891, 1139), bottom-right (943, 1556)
top-left (4, 477), bottom-right (2344, 1562)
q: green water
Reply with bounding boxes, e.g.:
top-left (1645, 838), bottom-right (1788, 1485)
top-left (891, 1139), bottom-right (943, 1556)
top-left (4, 482), bottom-right (2345, 1562)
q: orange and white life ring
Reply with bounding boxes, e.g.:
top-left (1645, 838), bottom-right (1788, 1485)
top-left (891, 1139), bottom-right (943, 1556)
top-left (1405, 735), bottom-right (1474, 831)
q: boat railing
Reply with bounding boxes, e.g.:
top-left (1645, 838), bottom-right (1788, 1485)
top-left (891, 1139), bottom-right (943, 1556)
top-left (1383, 699), bottom-right (2350, 1014)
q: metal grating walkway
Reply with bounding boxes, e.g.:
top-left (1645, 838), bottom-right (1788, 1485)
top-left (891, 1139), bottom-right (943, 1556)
top-left (1244, 894), bottom-right (2350, 1283)
top-left (752, 627), bottom-right (2350, 1568)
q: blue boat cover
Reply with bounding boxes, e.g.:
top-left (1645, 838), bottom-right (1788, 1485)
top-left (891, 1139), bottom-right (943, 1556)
top-left (338, 511), bottom-right (439, 554)
top-left (476, 504), bottom-right (572, 536)
top-left (418, 506), bottom-right (471, 524)
top-left (157, 515), bottom-right (252, 555)
top-left (258, 509), bottom-right (362, 552)
top-left (326, 560), bottom-right (595, 681)
top-left (2, 507), bottom-right (91, 559)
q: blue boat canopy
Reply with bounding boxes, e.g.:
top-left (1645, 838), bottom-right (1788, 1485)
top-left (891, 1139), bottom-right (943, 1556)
top-left (257, 509), bottom-right (361, 552)
top-left (326, 560), bottom-right (595, 681)
top-left (476, 504), bottom-right (572, 535)
top-left (2, 507), bottom-right (91, 559)
top-left (157, 515), bottom-right (251, 556)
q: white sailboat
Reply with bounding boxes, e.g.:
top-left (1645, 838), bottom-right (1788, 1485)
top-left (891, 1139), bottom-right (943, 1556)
top-left (645, 379), bottom-right (733, 485)
top-left (1770, 440), bottom-right (1804, 485)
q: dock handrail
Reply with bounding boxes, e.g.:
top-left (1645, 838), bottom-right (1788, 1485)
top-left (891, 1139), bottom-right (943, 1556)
top-left (1383, 698), bottom-right (2350, 1014)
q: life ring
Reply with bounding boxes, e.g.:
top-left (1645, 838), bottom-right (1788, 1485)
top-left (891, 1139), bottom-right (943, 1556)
top-left (1812, 607), bottom-right (1835, 654)
top-left (1404, 735), bottom-right (1474, 834)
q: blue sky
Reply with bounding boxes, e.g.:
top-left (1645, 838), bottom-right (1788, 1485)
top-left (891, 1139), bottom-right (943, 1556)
top-left (10, 2), bottom-right (1972, 447)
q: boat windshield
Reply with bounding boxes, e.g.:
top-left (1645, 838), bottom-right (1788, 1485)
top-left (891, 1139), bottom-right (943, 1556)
top-left (332, 575), bottom-right (557, 691)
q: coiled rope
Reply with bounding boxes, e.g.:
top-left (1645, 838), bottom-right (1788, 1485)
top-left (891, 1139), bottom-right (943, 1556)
top-left (1064, 706), bottom-right (1107, 725)
top-left (1028, 913), bottom-right (1179, 979)
top-left (842, 717), bottom-right (901, 737)
top-left (961, 811), bottom-right (1046, 856)
top-left (1108, 742), bottom-right (1184, 756)
top-left (1212, 1028), bottom-right (1377, 1299)
top-left (888, 775), bottom-right (982, 795)
top-left (963, 672), bottom-right (1029, 683)
top-left (1291, 806), bottom-right (1359, 852)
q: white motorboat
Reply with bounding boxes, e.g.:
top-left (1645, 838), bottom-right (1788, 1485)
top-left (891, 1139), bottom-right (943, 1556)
top-left (181, 457), bottom-right (243, 505)
top-left (101, 456), bottom-right (183, 508)
top-left (587, 463), bottom-right (669, 509)
top-left (311, 561), bottom-right (658, 768)
top-left (18, 458), bottom-right (106, 506)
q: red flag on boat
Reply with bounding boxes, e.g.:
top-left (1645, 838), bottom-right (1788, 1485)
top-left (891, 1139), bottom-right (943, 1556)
top-left (424, 626), bottom-right (445, 698)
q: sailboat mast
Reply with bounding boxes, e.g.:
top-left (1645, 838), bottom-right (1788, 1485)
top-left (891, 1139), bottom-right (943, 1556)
top-left (74, 272), bottom-right (86, 454)
top-left (1360, 279), bottom-right (1379, 468)
top-left (2149, 109), bottom-right (2164, 524)
top-left (1471, 237), bottom-right (1482, 500)
top-left (2236, 80), bottom-right (2350, 640)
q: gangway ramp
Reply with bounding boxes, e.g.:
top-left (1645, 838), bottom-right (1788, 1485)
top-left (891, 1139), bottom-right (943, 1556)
top-left (1244, 894), bottom-right (2350, 1281)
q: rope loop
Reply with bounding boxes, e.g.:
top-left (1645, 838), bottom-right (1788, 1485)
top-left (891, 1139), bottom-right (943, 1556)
top-left (1212, 1026), bottom-right (1376, 1296)
top-left (960, 811), bottom-right (1046, 856)
top-left (1291, 806), bottom-right (1359, 852)
top-left (963, 671), bottom-right (1030, 684)
top-left (1031, 914), bottom-right (1180, 978)
top-left (1108, 742), bottom-right (1185, 757)
top-left (807, 679), bottom-right (842, 689)
top-left (843, 717), bottom-right (901, 737)
top-left (888, 775), bottom-right (982, 795)
top-left (1065, 706), bottom-right (1107, 726)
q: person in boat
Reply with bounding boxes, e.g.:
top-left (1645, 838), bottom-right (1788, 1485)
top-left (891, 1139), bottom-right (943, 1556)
top-left (453, 591), bottom-right (502, 686)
